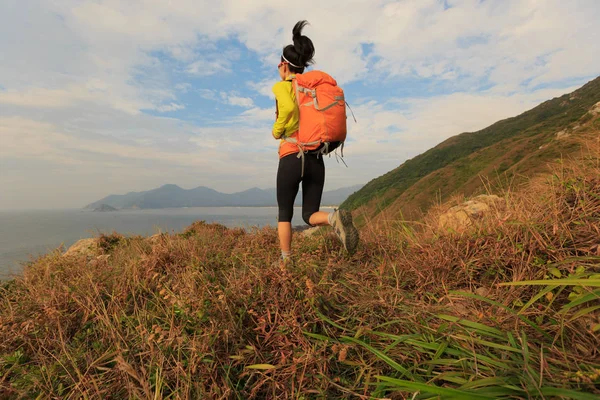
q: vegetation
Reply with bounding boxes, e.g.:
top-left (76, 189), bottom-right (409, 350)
top-left (1, 136), bottom-right (598, 398)
top-left (342, 76), bottom-right (600, 220)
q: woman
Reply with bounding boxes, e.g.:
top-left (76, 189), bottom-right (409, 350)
top-left (272, 20), bottom-right (359, 262)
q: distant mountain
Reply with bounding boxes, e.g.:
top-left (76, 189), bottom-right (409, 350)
top-left (84, 184), bottom-right (364, 210)
top-left (93, 204), bottom-right (118, 212)
top-left (320, 184), bottom-right (363, 206)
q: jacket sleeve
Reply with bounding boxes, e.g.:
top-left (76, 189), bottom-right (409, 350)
top-left (271, 81), bottom-right (295, 139)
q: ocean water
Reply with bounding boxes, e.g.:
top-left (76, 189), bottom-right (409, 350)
top-left (0, 207), bottom-right (330, 280)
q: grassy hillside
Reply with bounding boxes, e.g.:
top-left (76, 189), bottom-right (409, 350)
top-left (342, 76), bottom-right (600, 220)
top-left (366, 107), bottom-right (599, 228)
top-left (1, 136), bottom-right (599, 398)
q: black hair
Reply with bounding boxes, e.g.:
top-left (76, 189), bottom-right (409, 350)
top-left (281, 20), bottom-right (315, 74)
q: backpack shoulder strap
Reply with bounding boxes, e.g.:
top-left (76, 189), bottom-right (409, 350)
top-left (291, 76), bottom-right (302, 107)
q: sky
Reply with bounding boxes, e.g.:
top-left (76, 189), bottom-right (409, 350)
top-left (1, 0), bottom-right (599, 210)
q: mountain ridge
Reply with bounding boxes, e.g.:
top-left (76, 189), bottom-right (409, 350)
top-left (342, 76), bottom-right (600, 222)
top-left (84, 184), bottom-right (364, 209)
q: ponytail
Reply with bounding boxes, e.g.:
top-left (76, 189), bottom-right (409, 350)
top-left (282, 20), bottom-right (315, 73)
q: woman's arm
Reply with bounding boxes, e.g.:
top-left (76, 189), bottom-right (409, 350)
top-left (272, 81), bottom-right (295, 139)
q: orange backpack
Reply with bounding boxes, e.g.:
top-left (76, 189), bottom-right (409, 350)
top-left (286, 70), bottom-right (348, 156)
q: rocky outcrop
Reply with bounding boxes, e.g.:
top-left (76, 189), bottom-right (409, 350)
top-left (555, 129), bottom-right (571, 139)
top-left (148, 233), bottom-right (169, 244)
top-left (63, 238), bottom-right (98, 258)
top-left (438, 195), bottom-right (506, 232)
top-left (291, 225), bottom-right (322, 237)
top-left (301, 226), bottom-right (321, 237)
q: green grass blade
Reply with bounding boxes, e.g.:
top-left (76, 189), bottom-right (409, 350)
top-left (560, 289), bottom-right (600, 313)
top-left (245, 364), bottom-right (276, 370)
top-left (540, 387), bottom-right (600, 400)
top-left (520, 330), bottom-right (530, 366)
top-left (468, 387), bottom-right (525, 397)
top-left (375, 376), bottom-right (498, 399)
top-left (500, 279), bottom-right (600, 287)
top-left (340, 336), bottom-right (416, 381)
top-left (370, 331), bottom-right (420, 343)
top-left (422, 358), bottom-right (465, 367)
top-left (436, 315), bottom-right (505, 339)
top-left (312, 307), bottom-right (350, 331)
top-left (427, 340), bottom-right (448, 374)
top-left (518, 285), bottom-right (559, 314)
top-left (303, 331), bottom-right (338, 342)
top-left (568, 304), bottom-right (600, 322)
top-left (450, 290), bottom-right (551, 340)
top-left (434, 372), bottom-right (468, 385)
top-left (452, 334), bottom-right (521, 353)
top-left (459, 377), bottom-right (510, 389)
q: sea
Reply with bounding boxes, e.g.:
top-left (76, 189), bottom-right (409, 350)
top-left (0, 207), bottom-right (331, 280)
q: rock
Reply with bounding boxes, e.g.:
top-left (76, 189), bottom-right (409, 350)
top-left (148, 233), bottom-right (167, 244)
top-left (590, 101), bottom-right (600, 116)
top-left (475, 287), bottom-right (490, 297)
top-left (301, 227), bottom-right (321, 237)
top-left (86, 254), bottom-right (110, 268)
top-left (452, 302), bottom-right (470, 316)
top-left (63, 238), bottom-right (99, 258)
top-left (288, 225), bottom-right (323, 237)
top-left (555, 129), bottom-right (570, 139)
top-left (291, 225), bottom-right (323, 237)
top-left (438, 195), bottom-right (506, 232)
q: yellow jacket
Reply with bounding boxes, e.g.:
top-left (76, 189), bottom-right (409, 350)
top-left (272, 76), bottom-right (300, 158)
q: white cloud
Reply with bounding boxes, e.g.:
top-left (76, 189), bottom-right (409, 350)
top-left (198, 89), bottom-right (217, 100)
top-left (0, 86), bottom-right (93, 108)
top-left (175, 83), bottom-right (192, 92)
top-left (4, 0), bottom-right (597, 111)
top-left (220, 92), bottom-right (254, 108)
top-left (228, 96), bottom-right (254, 108)
top-left (239, 107), bottom-right (276, 123)
top-left (156, 103), bottom-right (186, 112)
top-left (0, 116), bottom-right (205, 167)
top-left (247, 78), bottom-right (276, 99)
top-left (186, 59), bottom-right (231, 76)
top-left (197, 90), bottom-right (256, 108)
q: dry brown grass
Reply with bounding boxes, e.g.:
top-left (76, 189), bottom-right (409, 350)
top-left (0, 136), bottom-right (599, 399)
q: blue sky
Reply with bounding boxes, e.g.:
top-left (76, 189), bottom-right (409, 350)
top-left (1, 0), bottom-right (599, 209)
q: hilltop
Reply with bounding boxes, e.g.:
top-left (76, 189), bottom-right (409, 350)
top-left (343, 76), bottom-right (600, 223)
top-left (1, 132), bottom-right (598, 397)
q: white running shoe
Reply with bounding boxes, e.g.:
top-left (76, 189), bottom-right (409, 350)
top-left (330, 209), bottom-right (359, 254)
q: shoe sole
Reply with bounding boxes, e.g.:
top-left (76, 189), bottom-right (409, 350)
top-left (339, 210), bottom-right (359, 255)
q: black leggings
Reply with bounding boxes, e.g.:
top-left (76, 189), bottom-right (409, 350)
top-left (277, 153), bottom-right (325, 225)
